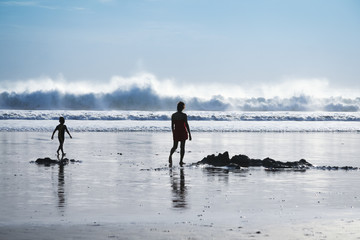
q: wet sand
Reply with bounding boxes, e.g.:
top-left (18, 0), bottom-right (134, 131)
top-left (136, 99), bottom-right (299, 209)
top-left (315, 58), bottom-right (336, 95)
top-left (0, 132), bottom-right (360, 239)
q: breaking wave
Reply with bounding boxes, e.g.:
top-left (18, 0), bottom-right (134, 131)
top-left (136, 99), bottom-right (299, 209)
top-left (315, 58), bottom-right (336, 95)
top-left (1, 88), bottom-right (360, 112)
top-left (1, 73), bottom-right (360, 112)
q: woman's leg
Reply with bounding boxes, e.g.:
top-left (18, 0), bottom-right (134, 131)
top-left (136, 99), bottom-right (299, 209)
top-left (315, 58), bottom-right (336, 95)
top-left (169, 141), bottom-right (179, 163)
top-left (179, 140), bottom-right (186, 165)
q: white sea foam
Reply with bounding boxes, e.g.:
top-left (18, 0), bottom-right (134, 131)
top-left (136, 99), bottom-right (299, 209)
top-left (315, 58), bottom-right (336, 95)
top-left (1, 110), bottom-right (359, 132)
top-left (1, 73), bottom-right (360, 111)
top-left (1, 90), bottom-right (360, 112)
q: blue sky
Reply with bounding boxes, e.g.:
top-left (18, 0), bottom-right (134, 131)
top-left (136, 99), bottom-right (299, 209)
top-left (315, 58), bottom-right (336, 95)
top-left (0, 0), bottom-right (359, 97)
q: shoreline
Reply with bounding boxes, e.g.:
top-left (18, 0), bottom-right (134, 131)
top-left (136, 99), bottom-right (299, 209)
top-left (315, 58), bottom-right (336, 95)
top-left (1, 132), bottom-right (360, 239)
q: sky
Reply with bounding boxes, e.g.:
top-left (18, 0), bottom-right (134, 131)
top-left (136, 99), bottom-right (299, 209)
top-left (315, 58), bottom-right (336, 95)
top-left (0, 0), bottom-right (360, 99)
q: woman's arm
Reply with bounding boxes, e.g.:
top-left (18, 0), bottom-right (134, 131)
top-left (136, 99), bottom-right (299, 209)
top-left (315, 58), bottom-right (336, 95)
top-left (185, 115), bottom-right (192, 141)
top-left (171, 114), bottom-right (175, 132)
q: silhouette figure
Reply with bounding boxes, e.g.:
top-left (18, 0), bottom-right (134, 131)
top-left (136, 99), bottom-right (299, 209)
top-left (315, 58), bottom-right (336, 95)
top-left (169, 101), bottom-right (192, 167)
top-left (170, 168), bottom-right (187, 209)
top-left (51, 117), bottom-right (72, 156)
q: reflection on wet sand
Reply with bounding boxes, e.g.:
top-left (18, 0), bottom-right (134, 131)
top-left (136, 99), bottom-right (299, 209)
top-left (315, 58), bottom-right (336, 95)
top-left (202, 167), bottom-right (249, 183)
top-left (58, 165), bottom-right (65, 210)
top-left (56, 155), bottom-right (66, 211)
top-left (169, 168), bottom-right (187, 209)
top-left (203, 168), bottom-right (230, 183)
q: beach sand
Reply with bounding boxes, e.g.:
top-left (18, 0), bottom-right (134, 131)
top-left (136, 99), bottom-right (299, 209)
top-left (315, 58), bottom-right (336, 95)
top-left (1, 132), bottom-right (360, 239)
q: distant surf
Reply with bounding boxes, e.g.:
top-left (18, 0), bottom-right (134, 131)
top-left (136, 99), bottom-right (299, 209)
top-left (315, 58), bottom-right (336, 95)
top-left (1, 110), bottom-right (360, 121)
top-left (1, 110), bottom-right (359, 132)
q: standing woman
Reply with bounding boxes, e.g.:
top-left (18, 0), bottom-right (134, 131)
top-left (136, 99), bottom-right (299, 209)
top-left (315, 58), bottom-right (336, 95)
top-left (169, 101), bottom-right (192, 166)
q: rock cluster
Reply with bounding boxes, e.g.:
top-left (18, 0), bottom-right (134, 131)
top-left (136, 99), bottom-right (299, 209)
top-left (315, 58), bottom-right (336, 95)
top-left (197, 152), bottom-right (358, 171)
top-left (34, 157), bottom-right (79, 166)
top-left (197, 151), bottom-right (312, 169)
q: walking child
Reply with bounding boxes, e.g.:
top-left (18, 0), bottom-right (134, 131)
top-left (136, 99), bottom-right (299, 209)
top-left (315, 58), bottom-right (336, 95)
top-left (51, 117), bottom-right (72, 156)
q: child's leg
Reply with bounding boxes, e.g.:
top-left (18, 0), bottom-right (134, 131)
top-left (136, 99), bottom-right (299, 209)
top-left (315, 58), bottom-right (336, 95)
top-left (56, 144), bottom-right (61, 155)
top-left (60, 142), bottom-right (64, 155)
top-left (58, 137), bottom-right (65, 155)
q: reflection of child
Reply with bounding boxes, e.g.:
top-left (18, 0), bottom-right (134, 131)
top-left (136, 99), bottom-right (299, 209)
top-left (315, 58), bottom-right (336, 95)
top-left (51, 117), bottom-right (72, 156)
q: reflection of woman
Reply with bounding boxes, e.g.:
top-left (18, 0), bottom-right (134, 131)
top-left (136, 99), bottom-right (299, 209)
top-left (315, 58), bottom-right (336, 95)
top-left (170, 168), bottom-right (187, 209)
top-left (169, 101), bottom-right (192, 166)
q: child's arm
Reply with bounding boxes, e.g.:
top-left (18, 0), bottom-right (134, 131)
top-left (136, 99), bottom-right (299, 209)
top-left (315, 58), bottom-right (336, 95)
top-left (51, 127), bottom-right (57, 140)
top-left (65, 126), bottom-right (72, 139)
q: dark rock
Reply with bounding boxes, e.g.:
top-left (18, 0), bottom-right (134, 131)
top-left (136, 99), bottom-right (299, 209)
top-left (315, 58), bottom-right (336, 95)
top-left (35, 157), bottom-right (59, 165)
top-left (262, 157), bottom-right (313, 169)
top-left (262, 157), bottom-right (283, 168)
top-left (33, 157), bottom-right (81, 165)
top-left (35, 157), bottom-right (69, 166)
top-left (198, 152), bottom-right (230, 167)
top-left (230, 154), bottom-right (261, 167)
top-left (314, 165), bottom-right (358, 171)
top-left (299, 159), bottom-right (313, 167)
top-left (341, 166), bottom-right (358, 170)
